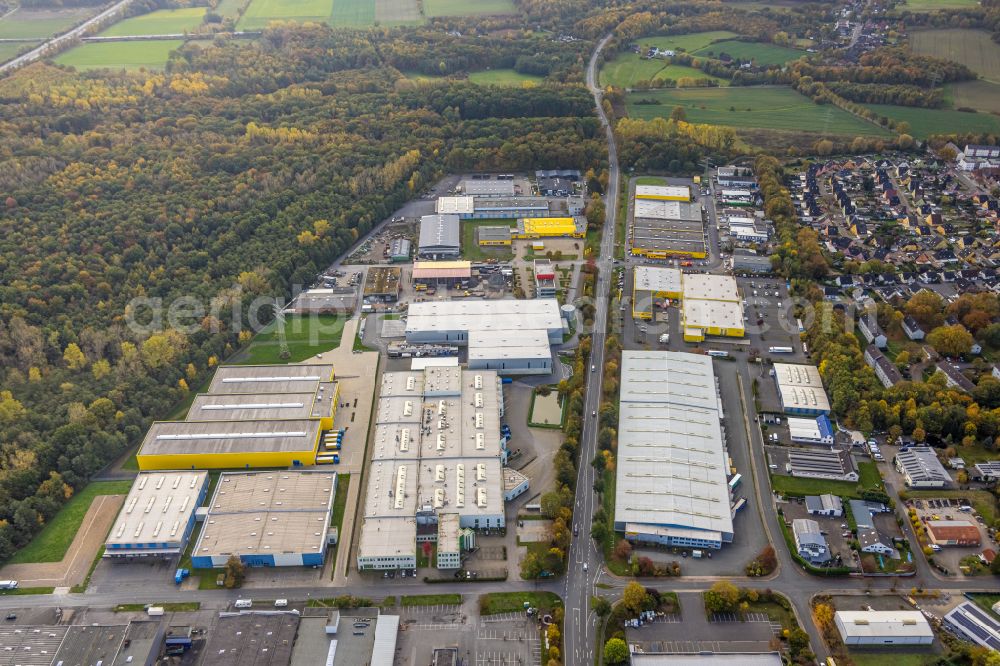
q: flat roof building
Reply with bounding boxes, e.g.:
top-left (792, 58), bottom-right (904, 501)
top-left (943, 602), bottom-right (1000, 651)
top-left (785, 447), bottom-right (858, 482)
top-left (187, 387), bottom-right (337, 427)
top-left (805, 493), bottom-right (843, 517)
top-left (894, 447), bottom-right (951, 488)
top-left (137, 418), bottom-right (322, 470)
top-left (436, 196), bottom-right (475, 216)
top-left (773, 363), bottom-right (831, 415)
top-left (631, 654), bottom-right (781, 666)
top-left (285, 287), bottom-right (357, 314)
top-left (835, 611), bottom-right (934, 645)
top-left (631, 266), bottom-right (682, 319)
top-left (191, 470), bottom-right (337, 568)
top-left (630, 199), bottom-right (706, 258)
top-left (478, 225), bottom-right (512, 246)
top-left (203, 611), bottom-right (300, 666)
top-left (460, 179), bottom-right (515, 197)
top-left (411, 260), bottom-right (473, 283)
top-left (418, 214), bottom-right (461, 259)
top-left (364, 266), bottom-right (401, 302)
top-left (733, 249), bottom-right (773, 274)
top-left (405, 299), bottom-right (563, 346)
top-left (471, 197), bottom-right (550, 219)
top-left (208, 364), bottom-right (335, 395)
top-left (358, 368), bottom-right (519, 570)
top-left (105, 471), bottom-right (209, 558)
top-left (788, 415), bottom-right (834, 445)
top-left (681, 274), bottom-right (744, 342)
top-left (512, 216), bottom-right (585, 239)
top-left (635, 184), bottom-right (690, 201)
top-left (468, 329), bottom-right (552, 375)
top-left (616, 351), bottom-right (732, 550)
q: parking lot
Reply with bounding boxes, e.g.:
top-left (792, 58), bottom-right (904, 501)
top-left (907, 496), bottom-right (992, 573)
top-left (394, 598), bottom-right (541, 666)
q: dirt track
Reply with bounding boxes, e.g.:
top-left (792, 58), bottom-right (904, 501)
top-left (0, 494), bottom-right (125, 588)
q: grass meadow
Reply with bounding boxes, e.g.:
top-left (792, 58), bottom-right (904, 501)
top-left (639, 31), bottom-right (738, 53)
top-left (948, 80), bottom-right (1000, 114)
top-left (695, 39), bottom-right (803, 66)
top-left (237, 314), bottom-right (347, 364)
top-left (861, 103), bottom-right (1000, 138)
top-left (100, 7), bottom-right (207, 36)
top-left (467, 68), bottom-right (542, 86)
top-left (55, 40), bottom-right (184, 70)
top-left (0, 7), bottom-right (92, 39)
top-left (423, 0), bottom-right (516, 16)
top-left (627, 86), bottom-right (889, 136)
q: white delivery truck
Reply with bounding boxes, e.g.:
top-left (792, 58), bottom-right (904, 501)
top-left (147, 607), bottom-right (165, 617)
top-left (0, 581), bottom-right (18, 590)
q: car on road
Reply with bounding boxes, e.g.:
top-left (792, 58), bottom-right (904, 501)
top-left (591, 410), bottom-right (596, 417)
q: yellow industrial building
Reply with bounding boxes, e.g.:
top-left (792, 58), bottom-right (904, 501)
top-left (136, 364), bottom-right (337, 470)
top-left (634, 184), bottom-right (691, 202)
top-left (680, 274), bottom-right (744, 342)
top-left (511, 217), bottom-right (586, 239)
top-left (136, 419), bottom-right (324, 470)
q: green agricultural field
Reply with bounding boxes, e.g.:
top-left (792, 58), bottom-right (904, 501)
top-left (467, 69), bottom-right (542, 86)
top-left (238, 314), bottom-right (347, 364)
top-left (100, 8), bottom-right (207, 36)
top-left (639, 31), bottom-right (738, 54)
top-left (904, 0), bottom-right (979, 10)
top-left (627, 86), bottom-right (889, 136)
top-left (0, 42), bottom-right (36, 64)
top-left (215, 0), bottom-right (250, 19)
top-left (7, 480), bottom-right (133, 564)
top-left (238, 0), bottom-right (336, 29)
top-left (330, 0), bottom-right (375, 28)
top-left (949, 80), bottom-right (1000, 114)
top-left (910, 29), bottom-right (1000, 82)
top-left (0, 7), bottom-right (92, 39)
top-left (693, 39), bottom-right (804, 66)
top-left (424, 0), bottom-right (516, 16)
top-left (402, 71), bottom-right (450, 84)
top-left (374, 0), bottom-right (421, 25)
top-left (55, 40), bottom-right (184, 70)
top-left (861, 103), bottom-right (1000, 139)
top-left (600, 52), bottom-right (728, 87)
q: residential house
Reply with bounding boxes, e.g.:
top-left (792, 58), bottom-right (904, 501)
top-left (858, 312), bottom-right (887, 349)
top-left (792, 518), bottom-right (829, 564)
top-left (864, 344), bottom-right (903, 388)
top-left (902, 316), bottom-right (925, 340)
top-left (858, 528), bottom-right (896, 556)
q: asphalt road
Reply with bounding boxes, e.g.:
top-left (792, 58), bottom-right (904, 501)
top-left (560, 32), bottom-right (619, 666)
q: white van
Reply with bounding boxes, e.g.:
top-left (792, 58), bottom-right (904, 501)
top-left (274, 599), bottom-right (288, 608)
top-left (234, 599), bottom-right (253, 609)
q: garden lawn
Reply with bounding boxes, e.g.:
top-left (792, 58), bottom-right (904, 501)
top-left (55, 40), bottom-right (184, 71)
top-left (627, 86), bottom-right (889, 136)
top-left (770, 474), bottom-right (867, 498)
top-left (7, 480), bottom-right (133, 564)
top-left (467, 69), bottom-right (542, 86)
top-left (479, 591), bottom-right (561, 615)
top-left (99, 7), bottom-right (207, 36)
top-left (423, 0), bottom-right (515, 16)
top-left (238, 314), bottom-right (347, 364)
top-left (861, 103), bottom-right (1000, 139)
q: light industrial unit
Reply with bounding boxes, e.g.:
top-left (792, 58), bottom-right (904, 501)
top-left (190, 470), bottom-right (337, 568)
top-left (208, 364), bottom-right (335, 395)
top-left (772, 363), bottom-right (831, 415)
top-left (894, 447), bottom-right (951, 488)
top-left (467, 329), bottom-right (552, 375)
top-left (943, 602), bottom-right (1000, 651)
top-left (615, 351), bottom-right (733, 550)
top-left (417, 214), bottom-right (461, 260)
top-left (784, 447), bottom-right (858, 482)
top-left (436, 196), bottom-right (551, 220)
top-left (635, 184), bottom-right (691, 201)
top-left (511, 216), bottom-right (585, 239)
top-left (356, 367), bottom-right (522, 570)
top-left (187, 387), bottom-right (338, 431)
top-left (459, 179), bottom-right (515, 197)
top-left (631, 266), bottom-right (682, 319)
top-left (787, 415), bottom-right (834, 445)
top-left (104, 471), bottom-right (209, 558)
top-left (834, 611), bottom-right (934, 646)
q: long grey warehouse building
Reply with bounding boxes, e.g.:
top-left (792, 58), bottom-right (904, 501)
top-left (418, 214), bottom-right (461, 259)
top-left (616, 351), bottom-right (732, 550)
top-left (405, 299), bottom-right (564, 345)
top-left (105, 471), bottom-right (210, 558)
